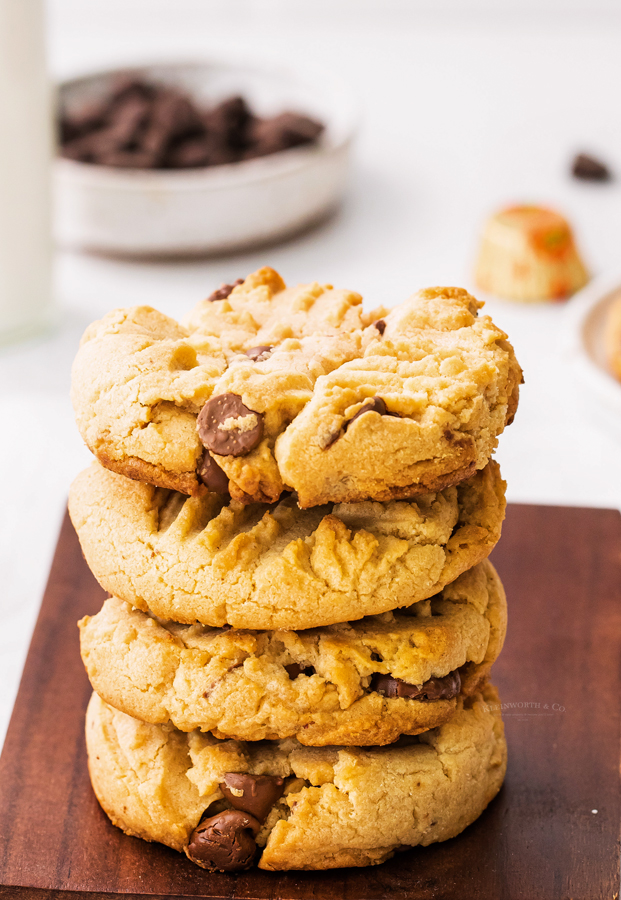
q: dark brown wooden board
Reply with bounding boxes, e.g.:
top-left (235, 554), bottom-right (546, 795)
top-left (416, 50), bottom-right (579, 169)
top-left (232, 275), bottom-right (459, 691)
top-left (0, 504), bottom-right (620, 900)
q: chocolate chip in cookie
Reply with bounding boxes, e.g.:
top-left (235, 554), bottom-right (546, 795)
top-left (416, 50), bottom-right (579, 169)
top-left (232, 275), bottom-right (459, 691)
top-left (220, 773), bottom-right (285, 822)
top-left (197, 393), bottom-right (264, 456)
top-left (345, 396), bottom-right (388, 430)
top-left (374, 319), bottom-right (386, 335)
top-left (284, 663), bottom-right (315, 679)
top-left (186, 809), bottom-right (261, 871)
top-left (206, 279), bottom-right (244, 302)
top-left (198, 450), bottom-right (229, 494)
top-left (245, 345), bottom-right (273, 362)
top-left (371, 670), bottom-right (461, 701)
top-left (324, 396), bottom-right (397, 449)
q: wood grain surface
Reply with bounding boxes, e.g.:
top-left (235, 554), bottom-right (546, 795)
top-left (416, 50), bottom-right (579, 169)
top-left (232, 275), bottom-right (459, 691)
top-left (0, 504), bottom-right (620, 900)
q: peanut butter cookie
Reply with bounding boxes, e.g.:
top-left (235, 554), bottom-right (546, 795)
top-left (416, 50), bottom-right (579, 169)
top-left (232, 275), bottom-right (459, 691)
top-left (71, 268), bottom-right (521, 506)
top-left (69, 460), bottom-right (506, 630)
top-left (79, 559), bottom-right (506, 746)
top-left (86, 683), bottom-right (506, 871)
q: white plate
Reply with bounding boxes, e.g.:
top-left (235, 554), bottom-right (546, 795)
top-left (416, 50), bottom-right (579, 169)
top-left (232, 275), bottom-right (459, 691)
top-left (563, 274), bottom-right (621, 440)
top-left (54, 60), bottom-right (357, 257)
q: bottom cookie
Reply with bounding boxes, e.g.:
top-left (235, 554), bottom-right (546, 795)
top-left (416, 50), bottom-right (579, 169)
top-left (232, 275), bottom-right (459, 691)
top-left (86, 683), bottom-right (506, 871)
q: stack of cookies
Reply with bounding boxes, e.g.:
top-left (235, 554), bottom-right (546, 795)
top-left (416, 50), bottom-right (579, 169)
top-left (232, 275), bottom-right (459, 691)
top-left (68, 268), bottom-right (521, 872)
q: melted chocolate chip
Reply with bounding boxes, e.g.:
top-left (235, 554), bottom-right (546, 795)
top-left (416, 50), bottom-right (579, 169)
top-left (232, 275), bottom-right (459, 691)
top-left (220, 773), bottom-right (285, 822)
top-left (245, 345), bottom-right (273, 362)
top-left (371, 670), bottom-right (461, 701)
top-left (390, 734), bottom-right (422, 748)
top-left (198, 450), bottom-right (229, 493)
top-left (197, 393), bottom-right (264, 457)
top-left (343, 396), bottom-right (399, 435)
top-left (322, 428), bottom-right (343, 450)
top-left (284, 663), bottom-right (316, 679)
top-left (346, 397), bottom-right (387, 429)
top-left (349, 398), bottom-right (398, 432)
top-left (323, 396), bottom-right (399, 449)
top-left (374, 319), bottom-right (386, 335)
top-left (206, 279), bottom-right (244, 302)
top-left (327, 399), bottom-right (380, 446)
top-left (187, 809), bottom-right (260, 871)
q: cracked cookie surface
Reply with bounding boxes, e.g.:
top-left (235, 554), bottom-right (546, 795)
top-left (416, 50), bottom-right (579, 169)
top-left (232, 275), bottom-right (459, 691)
top-left (69, 460), bottom-right (506, 630)
top-left (86, 683), bottom-right (506, 871)
top-left (71, 267), bottom-right (521, 506)
top-left (79, 560), bottom-right (506, 745)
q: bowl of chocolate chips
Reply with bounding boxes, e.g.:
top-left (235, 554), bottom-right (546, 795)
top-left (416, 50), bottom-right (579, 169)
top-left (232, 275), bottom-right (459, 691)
top-left (54, 60), bottom-right (355, 256)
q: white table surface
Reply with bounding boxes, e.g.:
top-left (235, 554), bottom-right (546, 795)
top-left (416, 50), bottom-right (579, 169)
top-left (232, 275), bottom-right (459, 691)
top-left (2, 0), bottom-right (621, 751)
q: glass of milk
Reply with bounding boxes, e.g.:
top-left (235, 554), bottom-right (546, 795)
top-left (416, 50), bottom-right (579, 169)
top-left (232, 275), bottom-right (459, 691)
top-left (0, 0), bottom-right (52, 344)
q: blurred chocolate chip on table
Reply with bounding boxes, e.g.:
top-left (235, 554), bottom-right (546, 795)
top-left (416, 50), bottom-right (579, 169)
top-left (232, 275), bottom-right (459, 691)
top-left (59, 76), bottom-right (325, 169)
top-left (571, 153), bottom-right (612, 182)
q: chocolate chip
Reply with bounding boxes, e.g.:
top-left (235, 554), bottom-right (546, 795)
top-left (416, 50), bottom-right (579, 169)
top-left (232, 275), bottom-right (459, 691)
top-left (197, 393), bottom-right (264, 457)
top-left (322, 428), bottom-right (343, 450)
top-left (371, 670), bottom-right (461, 701)
top-left (59, 78), bottom-right (324, 170)
top-left (245, 345), bottom-right (273, 362)
top-left (96, 149), bottom-right (158, 169)
top-left (164, 135), bottom-right (212, 168)
top-left (390, 734), bottom-right (422, 748)
top-left (198, 450), bottom-right (230, 494)
top-left (374, 319), bottom-right (386, 335)
top-left (323, 396), bottom-right (394, 449)
top-left (206, 279), bottom-right (244, 302)
top-left (59, 101), bottom-right (107, 143)
top-left (186, 809), bottom-right (260, 872)
top-left (204, 96), bottom-right (252, 150)
top-left (108, 75), bottom-right (155, 106)
top-left (140, 90), bottom-right (204, 163)
top-left (220, 773), bottom-right (285, 822)
top-left (572, 153), bottom-right (611, 182)
top-left (344, 396), bottom-right (387, 431)
top-left (245, 112), bottom-right (324, 157)
top-left (284, 663), bottom-right (315, 679)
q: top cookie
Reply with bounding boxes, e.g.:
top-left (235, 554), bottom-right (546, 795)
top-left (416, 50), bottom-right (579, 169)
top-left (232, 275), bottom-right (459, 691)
top-left (72, 267), bottom-right (521, 507)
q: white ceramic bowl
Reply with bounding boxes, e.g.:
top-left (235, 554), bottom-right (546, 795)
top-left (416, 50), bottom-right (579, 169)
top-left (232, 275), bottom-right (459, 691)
top-left (563, 274), bottom-right (621, 440)
top-left (54, 60), bottom-right (356, 257)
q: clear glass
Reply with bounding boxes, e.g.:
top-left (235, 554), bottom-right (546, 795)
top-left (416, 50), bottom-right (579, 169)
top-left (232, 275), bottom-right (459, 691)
top-left (0, 0), bottom-right (53, 345)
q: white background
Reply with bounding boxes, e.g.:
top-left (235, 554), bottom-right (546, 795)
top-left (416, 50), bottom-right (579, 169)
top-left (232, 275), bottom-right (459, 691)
top-left (1, 0), bottom-right (621, 749)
